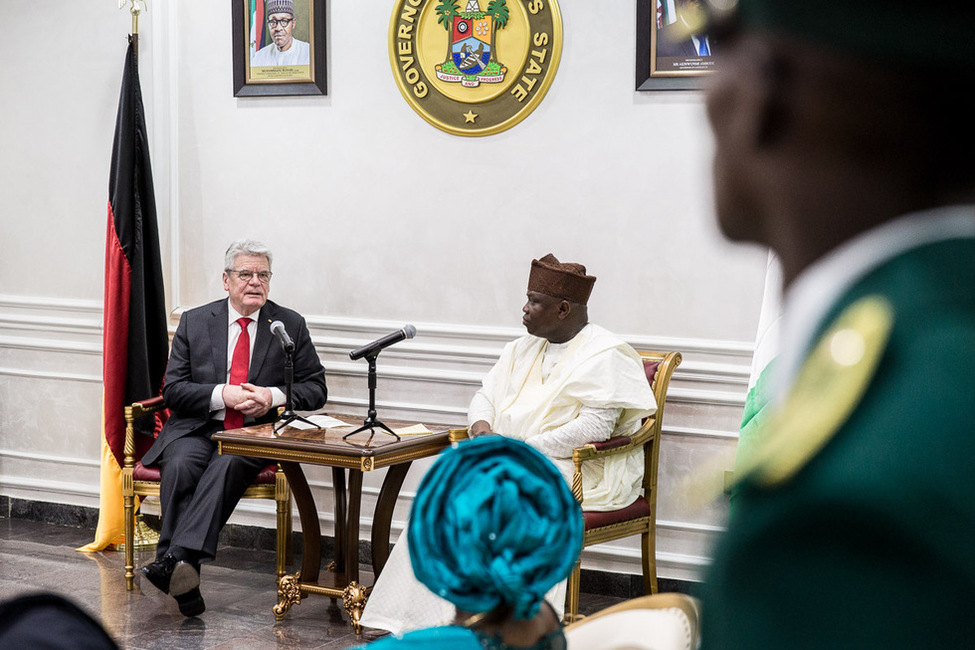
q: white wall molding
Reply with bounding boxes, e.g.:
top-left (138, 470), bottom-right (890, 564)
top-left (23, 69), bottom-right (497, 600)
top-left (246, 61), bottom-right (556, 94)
top-left (0, 367), bottom-right (101, 384)
top-left (0, 337), bottom-right (101, 356)
top-left (0, 476), bottom-right (99, 501)
top-left (664, 425), bottom-right (739, 441)
top-left (2, 299), bottom-right (754, 378)
top-left (0, 449), bottom-right (99, 469)
top-left (0, 303), bottom-right (752, 396)
top-left (326, 396), bottom-right (469, 420)
top-left (0, 314), bottom-right (101, 336)
top-left (0, 295), bottom-right (102, 314)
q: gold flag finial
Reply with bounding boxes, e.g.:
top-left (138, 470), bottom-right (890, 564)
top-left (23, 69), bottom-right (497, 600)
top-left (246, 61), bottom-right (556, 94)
top-left (118, 1), bottom-right (149, 37)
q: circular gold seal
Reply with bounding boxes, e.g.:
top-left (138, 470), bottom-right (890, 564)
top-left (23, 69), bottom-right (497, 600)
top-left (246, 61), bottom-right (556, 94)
top-left (388, 0), bottom-right (563, 137)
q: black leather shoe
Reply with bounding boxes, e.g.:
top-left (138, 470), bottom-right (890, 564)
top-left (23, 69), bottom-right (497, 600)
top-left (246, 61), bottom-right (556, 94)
top-left (137, 553), bottom-right (179, 594)
top-left (170, 562), bottom-right (205, 617)
top-left (174, 587), bottom-right (206, 617)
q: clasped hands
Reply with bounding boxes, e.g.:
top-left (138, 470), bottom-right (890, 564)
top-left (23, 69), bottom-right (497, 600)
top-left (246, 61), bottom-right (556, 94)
top-left (222, 383), bottom-right (273, 418)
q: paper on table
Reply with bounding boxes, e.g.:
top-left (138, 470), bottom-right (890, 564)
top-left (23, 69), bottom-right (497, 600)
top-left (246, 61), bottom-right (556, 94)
top-left (287, 414), bottom-right (356, 430)
top-left (393, 424), bottom-right (431, 436)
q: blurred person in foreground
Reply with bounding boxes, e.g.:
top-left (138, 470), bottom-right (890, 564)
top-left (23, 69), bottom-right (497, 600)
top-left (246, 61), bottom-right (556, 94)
top-left (357, 436), bottom-right (582, 649)
top-left (699, 0), bottom-right (975, 647)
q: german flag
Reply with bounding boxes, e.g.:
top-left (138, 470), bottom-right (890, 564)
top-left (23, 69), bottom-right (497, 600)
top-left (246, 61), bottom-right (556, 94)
top-left (78, 40), bottom-right (168, 552)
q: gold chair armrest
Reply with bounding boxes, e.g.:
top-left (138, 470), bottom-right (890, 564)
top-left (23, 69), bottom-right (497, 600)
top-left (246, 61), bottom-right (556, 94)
top-left (124, 397), bottom-right (167, 470)
top-left (570, 416), bottom-right (658, 503)
top-left (571, 415), bottom-right (657, 463)
top-left (129, 396), bottom-right (167, 421)
top-left (448, 428), bottom-right (470, 443)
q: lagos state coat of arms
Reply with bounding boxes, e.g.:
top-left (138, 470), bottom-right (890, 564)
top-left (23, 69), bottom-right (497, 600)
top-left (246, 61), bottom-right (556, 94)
top-left (389, 0), bottom-right (563, 136)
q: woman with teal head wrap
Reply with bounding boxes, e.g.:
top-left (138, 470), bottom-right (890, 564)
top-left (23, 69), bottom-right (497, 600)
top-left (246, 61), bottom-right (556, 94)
top-left (360, 436), bottom-right (583, 649)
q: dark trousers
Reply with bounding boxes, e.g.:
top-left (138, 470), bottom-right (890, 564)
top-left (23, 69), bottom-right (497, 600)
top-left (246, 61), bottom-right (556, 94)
top-left (156, 433), bottom-right (269, 563)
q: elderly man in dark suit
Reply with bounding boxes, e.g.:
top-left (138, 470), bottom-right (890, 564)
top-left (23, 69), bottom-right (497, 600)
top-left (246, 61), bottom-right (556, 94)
top-left (138, 239), bottom-right (327, 617)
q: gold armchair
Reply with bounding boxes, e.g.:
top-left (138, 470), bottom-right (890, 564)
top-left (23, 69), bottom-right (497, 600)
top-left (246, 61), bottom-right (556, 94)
top-left (121, 397), bottom-right (293, 590)
top-left (564, 350), bottom-right (682, 622)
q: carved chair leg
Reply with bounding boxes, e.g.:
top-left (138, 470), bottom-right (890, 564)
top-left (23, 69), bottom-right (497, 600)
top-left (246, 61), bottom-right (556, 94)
top-left (124, 494), bottom-right (136, 590)
top-left (642, 529), bottom-right (658, 595)
top-left (564, 559), bottom-right (582, 624)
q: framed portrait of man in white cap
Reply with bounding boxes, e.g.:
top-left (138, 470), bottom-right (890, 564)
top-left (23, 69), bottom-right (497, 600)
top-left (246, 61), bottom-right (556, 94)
top-left (232, 0), bottom-right (326, 96)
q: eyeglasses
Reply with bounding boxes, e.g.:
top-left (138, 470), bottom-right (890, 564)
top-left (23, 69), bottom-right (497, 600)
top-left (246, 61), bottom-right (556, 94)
top-left (228, 269), bottom-right (272, 283)
top-left (267, 18), bottom-right (293, 28)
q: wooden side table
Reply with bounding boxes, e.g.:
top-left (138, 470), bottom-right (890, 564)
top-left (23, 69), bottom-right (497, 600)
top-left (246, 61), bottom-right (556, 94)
top-left (213, 416), bottom-right (455, 631)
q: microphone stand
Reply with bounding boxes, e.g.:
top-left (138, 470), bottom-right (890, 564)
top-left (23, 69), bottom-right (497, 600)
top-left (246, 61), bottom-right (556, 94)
top-left (274, 346), bottom-right (317, 434)
top-left (343, 352), bottom-right (399, 440)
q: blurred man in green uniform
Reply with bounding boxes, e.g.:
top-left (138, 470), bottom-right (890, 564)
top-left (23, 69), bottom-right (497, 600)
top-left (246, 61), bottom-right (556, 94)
top-left (700, 0), bottom-right (975, 646)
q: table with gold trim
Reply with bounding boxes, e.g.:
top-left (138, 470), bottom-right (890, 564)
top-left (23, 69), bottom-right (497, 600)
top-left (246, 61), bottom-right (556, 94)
top-left (213, 416), bottom-right (453, 631)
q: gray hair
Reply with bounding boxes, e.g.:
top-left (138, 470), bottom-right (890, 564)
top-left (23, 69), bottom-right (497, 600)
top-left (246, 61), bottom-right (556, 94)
top-left (224, 239), bottom-right (273, 271)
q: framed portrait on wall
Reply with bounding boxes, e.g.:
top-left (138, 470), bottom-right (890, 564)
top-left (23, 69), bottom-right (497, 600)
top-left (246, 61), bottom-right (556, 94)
top-left (232, 0), bottom-right (327, 97)
top-left (636, 0), bottom-right (714, 91)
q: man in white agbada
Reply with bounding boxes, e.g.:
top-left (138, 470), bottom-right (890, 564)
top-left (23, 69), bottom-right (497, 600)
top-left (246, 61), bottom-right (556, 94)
top-left (251, 0), bottom-right (311, 67)
top-left (360, 254), bottom-right (656, 636)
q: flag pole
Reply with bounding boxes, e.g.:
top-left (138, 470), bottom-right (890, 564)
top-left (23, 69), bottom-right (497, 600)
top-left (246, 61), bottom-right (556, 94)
top-left (120, 0), bottom-right (147, 60)
top-left (82, 0), bottom-right (164, 556)
top-left (123, 0), bottom-right (162, 553)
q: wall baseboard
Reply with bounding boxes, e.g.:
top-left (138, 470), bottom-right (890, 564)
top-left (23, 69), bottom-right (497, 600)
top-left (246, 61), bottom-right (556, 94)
top-left (0, 496), bottom-right (700, 599)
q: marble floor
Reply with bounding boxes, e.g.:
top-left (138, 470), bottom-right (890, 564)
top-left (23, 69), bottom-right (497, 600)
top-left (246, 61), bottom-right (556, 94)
top-left (0, 517), bottom-right (625, 649)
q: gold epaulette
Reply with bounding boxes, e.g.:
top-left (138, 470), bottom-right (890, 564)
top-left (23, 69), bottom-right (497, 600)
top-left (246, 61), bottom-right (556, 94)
top-left (737, 295), bottom-right (894, 487)
top-left (684, 295), bottom-right (894, 507)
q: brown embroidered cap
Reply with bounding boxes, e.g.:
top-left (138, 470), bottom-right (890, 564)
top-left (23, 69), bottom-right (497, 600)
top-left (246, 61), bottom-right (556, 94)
top-left (527, 254), bottom-right (596, 305)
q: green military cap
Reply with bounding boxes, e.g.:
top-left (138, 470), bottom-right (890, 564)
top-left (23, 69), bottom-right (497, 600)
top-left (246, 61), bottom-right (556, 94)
top-left (720, 0), bottom-right (975, 70)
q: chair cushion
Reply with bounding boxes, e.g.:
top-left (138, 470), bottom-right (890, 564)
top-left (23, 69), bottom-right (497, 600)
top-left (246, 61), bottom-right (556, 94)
top-left (133, 462), bottom-right (160, 482)
top-left (133, 461), bottom-right (278, 484)
top-left (644, 359), bottom-right (660, 385)
top-left (583, 495), bottom-right (651, 530)
top-left (253, 464), bottom-right (279, 484)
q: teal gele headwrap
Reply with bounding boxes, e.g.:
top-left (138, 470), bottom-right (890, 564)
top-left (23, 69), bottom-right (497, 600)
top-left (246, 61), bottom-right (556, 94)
top-left (407, 436), bottom-right (583, 620)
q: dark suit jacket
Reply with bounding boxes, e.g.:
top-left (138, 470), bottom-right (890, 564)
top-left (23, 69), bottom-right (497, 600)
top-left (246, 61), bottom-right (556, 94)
top-left (142, 298), bottom-right (327, 466)
top-left (702, 238), bottom-right (975, 648)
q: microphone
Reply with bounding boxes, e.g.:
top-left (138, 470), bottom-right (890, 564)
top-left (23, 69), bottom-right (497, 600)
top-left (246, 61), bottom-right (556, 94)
top-left (349, 324), bottom-right (416, 360)
top-left (269, 320), bottom-right (295, 352)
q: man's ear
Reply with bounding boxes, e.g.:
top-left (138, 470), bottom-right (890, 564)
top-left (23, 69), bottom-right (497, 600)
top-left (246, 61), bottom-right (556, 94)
top-left (557, 300), bottom-right (571, 320)
top-left (750, 42), bottom-right (790, 148)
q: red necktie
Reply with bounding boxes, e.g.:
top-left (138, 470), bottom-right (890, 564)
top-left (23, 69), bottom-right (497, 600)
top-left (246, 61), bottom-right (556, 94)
top-left (224, 317), bottom-right (250, 430)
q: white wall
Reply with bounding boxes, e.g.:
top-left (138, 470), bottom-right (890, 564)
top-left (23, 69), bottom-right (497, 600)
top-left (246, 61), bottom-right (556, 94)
top-left (0, 1), bottom-right (767, 583)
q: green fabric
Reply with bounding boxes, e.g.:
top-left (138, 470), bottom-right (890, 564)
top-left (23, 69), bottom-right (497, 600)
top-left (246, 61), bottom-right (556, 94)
top-left (736, 0), bottom-right (975, 70)
top-left (702, 238), bottom-right (975, 648)
top-left (730, 358), bottom-right (778, 512)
